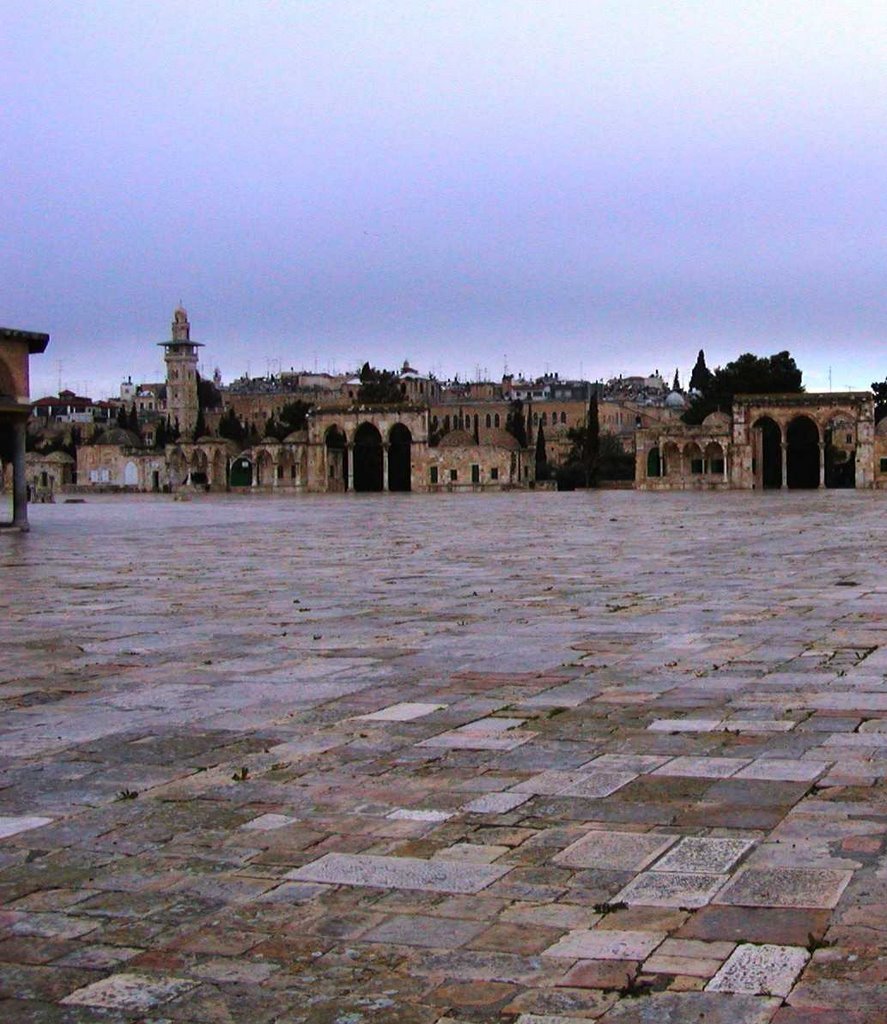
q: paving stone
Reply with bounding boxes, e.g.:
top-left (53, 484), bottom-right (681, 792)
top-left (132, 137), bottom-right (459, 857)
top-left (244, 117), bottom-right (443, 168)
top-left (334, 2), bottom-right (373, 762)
top-left (240, 813), bottom-right (299, 831)
top-left (286, 852), bottom-right (512, 893)
top-left (616, 871), bottom-right (727, 909)
top-left (542, 928), bottom-right (666, 960)
top-left (653, 756), bottom-right (749, 778)
top-left (4, 495), bottom-right (886, 1022)
top-left (60, 972), bottom-right (198, 1010)
top-left (597, 992), bottom-right (782, 1022)
top-left (553, 830), bottom-right (677, 871)
top-left (707, 942), bottom-right (810, 996)
top-left (734, 759), bottom-right (826, 782)
top-left (647, 719), bottom-right (724, 733)
top-left (354, 702), bottom-right (447, 721)
top-left (387, 808), bottom-right (454, 822)
top-left (715, 867), bottom-right (853, 909)
top-left (676, 905), bottom-right (831, 945)
top-left (0, 816), bottom-right (53, 839)
top-left (462, 791), bottom-right (531, 814)
top-left (361, 913), bottom-right (486, 947)
top-left (652, 836), bottom-right (755, 874)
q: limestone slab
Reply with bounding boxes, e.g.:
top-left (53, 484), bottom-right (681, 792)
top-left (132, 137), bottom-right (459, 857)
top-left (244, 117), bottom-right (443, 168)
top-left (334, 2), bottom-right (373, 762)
top-left (0, 815), bottom-right (53, 839)
top-left (733, 759), bottom-right (825, 782)
top-left (463, 792), bottom-right (531, 814)
top-left (653, 757), bottom-right (749, 778)
top-left (354, 701), bottom-right (446, 721)
top-left (714, 866), bottom-right (853, 909)
top-left (653, 837), bottom-right (755, 874)
top-left (286, 852), bottom-right (512, 893)
top-left (616, 871), bottom-right (727, 909)
top-left (61, 973), bottom-right (198, 1010)
top-left (553, 830), bottom-right (677, 871)
top-left (706, 942), bottom-right (809, 996)
top-left (542, 928), bottom-right (666, 960)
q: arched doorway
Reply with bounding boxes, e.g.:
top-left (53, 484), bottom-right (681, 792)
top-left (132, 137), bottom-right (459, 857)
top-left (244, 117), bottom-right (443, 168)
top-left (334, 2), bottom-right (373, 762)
top-left (229, 455), bottom-right (253, 487)
top-left (786, 416), bottom-right (819, 489)
top-left (388, 423), bottom-right (412, 492)
top-left (753, 417), bottom-right (782, 489)
top-left (825, 417), bottom-right (856, 488)
top-left (353, 422), bottom-right (383, 492)
top-left (646, 446), bottom-right (661, 478)
top-left (324, 426), bottom-right (347, 491)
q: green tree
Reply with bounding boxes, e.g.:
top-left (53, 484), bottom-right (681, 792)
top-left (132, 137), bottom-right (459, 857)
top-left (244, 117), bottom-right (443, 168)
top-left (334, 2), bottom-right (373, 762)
top-left (505, 399), bottom-right (528, 447)
top-left (689, 349), bottom-right (714, 393)
top-left (153, 418), bottom-right (168, 450)
top-left (278, 400), bottom-right (312, 433)
top-left (116, 405), bottom-right (128, 429)
top-left (534, 423), bottom-right (549, 480)
top-left (126, 404), bottom-right (140, 436)
top-left (357, 363), bottom-right (404, 405)
top-left (192, 407), bottom-right (208, 441)
top-left (872, 378), bottom-right (887, 424)
top-left (683, 351), bottom-right (803, 424)
top-left (197, 373), bottom-right (222, 410)
top-left (218, 407), bottom-right (246, 444)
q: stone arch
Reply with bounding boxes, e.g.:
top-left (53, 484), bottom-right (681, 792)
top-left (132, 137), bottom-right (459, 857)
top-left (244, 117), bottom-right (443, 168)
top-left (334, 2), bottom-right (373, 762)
top-left (388, 423), bottom-right (412, 492)
top-left (211, 449), bottom-right (227, 490)
top-left (752, 416), bottom-right (782, 489)
top-left (229, 454), bottom-right (253, 487)
top-left (705, 441), bottom-right (726, 476)
top-left (485, 413), bottom-right (492, 428)
top-left (786, 415), bottom-right (819, 489)
top-left (353, 422), bottom-right (383, 492)
top-left (255, 449), bottom-right (275, 487)
top-left (324, 425), bottom-right (347, 491)
top-left (662, 441), bottom-right (681, 477)
top-left (824, 413), bottom-right (856, 488)
top-left (190, 448), bottom-right (208, 486)
top-left (684, 441), bottom-right (704, 475)
top-left (168, 446), bottom-right (188, 487)
top-left (277, 447), bottom-right (295, 487)
top-left (646, 446), bottom-right (661, 478)
top-left (123, 461), bottom-right (138, 487)
top-left (494, 413), bottom-right (501, 428)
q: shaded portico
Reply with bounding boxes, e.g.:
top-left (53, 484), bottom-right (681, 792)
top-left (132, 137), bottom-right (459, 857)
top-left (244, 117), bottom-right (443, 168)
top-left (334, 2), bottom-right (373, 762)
top-left (0, 327), bottom-right (49, 530)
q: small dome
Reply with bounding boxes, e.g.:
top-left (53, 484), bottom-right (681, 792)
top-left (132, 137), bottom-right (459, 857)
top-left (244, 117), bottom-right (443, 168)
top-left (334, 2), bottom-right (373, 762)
top-left (486, 427), bottom-right (521, 450)
top-left (44, 451), bottom-right (75, 464)
top-left (875, 417), bottom-right (887, 437)
top-left (196, 435), bottom-right (216, 444)
top-left (664, 391), bottom-right (687, 409)
top-left (701, 411), bottom-right (731, 430)
top-left (94, 427), bottom-right (142, 448)
top-left (284, 429), bottom-right (308, 443)
top-left (439, 429), bottom-right (475, 448)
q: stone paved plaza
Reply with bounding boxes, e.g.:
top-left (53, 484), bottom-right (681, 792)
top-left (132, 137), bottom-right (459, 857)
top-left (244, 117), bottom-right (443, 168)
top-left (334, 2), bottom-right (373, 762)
top-left (1, 491), bottom-right (886, 1023)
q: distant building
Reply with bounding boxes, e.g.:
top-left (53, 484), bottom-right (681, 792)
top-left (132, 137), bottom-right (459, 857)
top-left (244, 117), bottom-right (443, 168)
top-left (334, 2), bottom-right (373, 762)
top-left (159, 306), bottom-right (202, 438)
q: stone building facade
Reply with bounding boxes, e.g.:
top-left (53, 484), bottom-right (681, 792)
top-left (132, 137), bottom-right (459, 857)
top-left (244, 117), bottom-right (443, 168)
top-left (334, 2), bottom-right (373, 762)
top-left (636, 393), bottom-right (880, 490)
top-left (159, 307), bottom-right (201, 438)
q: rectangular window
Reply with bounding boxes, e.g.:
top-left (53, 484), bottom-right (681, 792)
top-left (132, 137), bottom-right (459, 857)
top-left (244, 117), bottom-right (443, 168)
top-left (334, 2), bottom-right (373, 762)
top-left (471, 464), bottom-right (480, 483)
top-left (449, 469), bottom-right (458, 482)
top-left (710, 458), bottom-right (725, 474)
top-left (429, 466), bottom-right (438, 484)
top-left (880, 458), bottom-right (887, 473)
top-left (690, 459), bottom-right (704, 475)
top-left (490, 467), bottom-right (499, 481)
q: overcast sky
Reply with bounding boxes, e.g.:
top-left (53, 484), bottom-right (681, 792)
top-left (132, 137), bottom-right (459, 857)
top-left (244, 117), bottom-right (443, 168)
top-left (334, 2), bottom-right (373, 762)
top-left (4, 1), bottom-right (884, 398)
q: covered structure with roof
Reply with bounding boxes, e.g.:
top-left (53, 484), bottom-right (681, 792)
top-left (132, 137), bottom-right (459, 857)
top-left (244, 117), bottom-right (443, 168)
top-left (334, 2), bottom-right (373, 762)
top-left (636, 393), bottom-right (879, 490)
top-left (0, 326), bottom-right (49, 528)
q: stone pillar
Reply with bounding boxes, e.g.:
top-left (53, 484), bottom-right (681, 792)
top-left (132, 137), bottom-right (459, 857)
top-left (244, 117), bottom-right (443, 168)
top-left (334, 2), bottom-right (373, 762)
top-left (346, 444), bottom-right (354, 492)
top-left (382, 443), bottom-right (389, 491)
top-left (12, 420), bottom-right (28, 529)
top-left (272, 458), bottom-right (279, 488)
top-left (818, 442), bottom-right (826, 488)
top-left (781, 442), bottom-right (788, 490)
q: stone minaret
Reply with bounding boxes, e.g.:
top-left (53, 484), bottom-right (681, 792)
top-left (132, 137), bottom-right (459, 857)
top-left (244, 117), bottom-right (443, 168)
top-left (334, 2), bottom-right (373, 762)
top-left (159, 306), bottom-right (203, 437)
